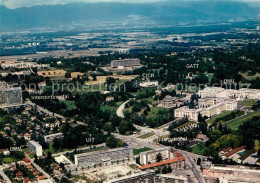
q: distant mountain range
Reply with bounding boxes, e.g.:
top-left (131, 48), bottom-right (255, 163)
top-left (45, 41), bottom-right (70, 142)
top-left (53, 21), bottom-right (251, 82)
top-left (0, 1), bottom-right (258, 32)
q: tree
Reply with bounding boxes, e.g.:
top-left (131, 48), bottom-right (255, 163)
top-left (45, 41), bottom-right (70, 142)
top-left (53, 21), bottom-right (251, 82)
top-left (162, 166), bottom-right (168, 174)
top-left (136, 156), bottom-right (140, 165)
top-left (197, 158), bottom-right (201, 165)
top-left (156, 153), bottom-right (162, 162)
top-left (167, 166), bottom-right (172, 173)
top-left (106, 136), bottom-right (118, 148)
top-left (257, 149), bottom-right (260, 156)
top-left (65, 72), bottom-right (71, 78)
top-left (91, 74), bottom-right (97, 81)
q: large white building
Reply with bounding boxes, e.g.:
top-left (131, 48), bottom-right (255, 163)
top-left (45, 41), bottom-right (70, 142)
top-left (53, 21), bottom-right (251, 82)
top-left (111, 59), bottom-right (141, 68)
top-left (175, 97), bottom-right (237, 122)
top-left (28, 140), bottom-right (43, 157)
top-left (74, 147), bottom-right (133, 167)
top-left (198, 87), bottom-right (260, 100)
top-left (140, 147), bottom-right (172, 165)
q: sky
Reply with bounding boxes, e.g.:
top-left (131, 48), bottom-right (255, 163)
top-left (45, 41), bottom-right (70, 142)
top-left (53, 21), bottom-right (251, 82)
top-left (0, 0), bottom-right (257, 9)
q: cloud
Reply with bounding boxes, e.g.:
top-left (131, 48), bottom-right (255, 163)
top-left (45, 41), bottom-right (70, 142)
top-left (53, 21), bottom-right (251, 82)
top-left (0, 0), bottom-right (165, 9)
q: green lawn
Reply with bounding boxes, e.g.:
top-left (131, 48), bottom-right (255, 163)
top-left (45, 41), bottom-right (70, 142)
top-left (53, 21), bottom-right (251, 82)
top-left (81, 146), bottom-right (109, 153)
top-left (238, 100), bottom-right (256, 108)
top-left (2, 157), bottom-right (16, 163)
top-left (138, 132), bottom-right (155, 139)
top-left (226, 110), bottom-right (260, 130)
top-left (207, 111), bottom-right (233, 124)
top-left (63, 100), bottom-right (76, 110)
top-left (191, 142), bottom-right (206, 155)
top-left (133, 147), bottom-right (152, 155)
top-left (147, 107), bottom-right (169, 119)
top-left (22, 148), bottom-right (35, 158)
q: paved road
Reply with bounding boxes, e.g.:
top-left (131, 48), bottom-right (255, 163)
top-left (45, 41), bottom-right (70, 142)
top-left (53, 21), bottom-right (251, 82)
top-left (26, 99), bottom-right (87, 126)
top-left (31, 162), bottom-right (54, 182)
top-left (0, 167), bottom-right (12, 183)
top-left (116, 99), bottom-right (131, 118)
top-left (52, 143), bottom-right (106, 157)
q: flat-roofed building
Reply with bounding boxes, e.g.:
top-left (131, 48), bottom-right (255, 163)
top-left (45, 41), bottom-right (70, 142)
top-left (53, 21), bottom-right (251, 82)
top-left (203, 165), bottom-right (260, 183)
top-left (74, 147), bottom-right (133, 167)
top-left (0, 82), bottom-right (23, 108)
top-left (198, 87), bottom-right (260, 100)
top-left (44, 133), bottom-right (63, 143)
top-left (198, 87), bottom-right (226, 98)
top-left (111, 59), bottom-right (141, 68)
top-left (140, 147), bottom-right (172, 165)
top-left (28, 140), bottom-right (43, 157)
top-left (175, 97), bottom-right (237, 122)
top-left (140, 152), bottom-right (185, 171)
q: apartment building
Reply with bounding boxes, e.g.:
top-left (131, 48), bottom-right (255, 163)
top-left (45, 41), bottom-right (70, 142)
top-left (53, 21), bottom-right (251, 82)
top-left (28, 140), bottom-right (43, 157)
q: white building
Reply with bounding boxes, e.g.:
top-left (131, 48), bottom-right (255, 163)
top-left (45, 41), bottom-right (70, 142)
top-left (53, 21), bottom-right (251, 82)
top-left (74, 147), bottom-right (133, 167)
top-left (139, 81), bottom-right (159, 88)
top-left (28, 140), bottom-right (43, 157)
top-left (198, 87), bottom-right (260, 100)
top-left (44, 133), bottom-right (63, 143)
top-left (175, 97), bottom-right (237, 122)
top-left (140, 147), bottom-right (172, 165)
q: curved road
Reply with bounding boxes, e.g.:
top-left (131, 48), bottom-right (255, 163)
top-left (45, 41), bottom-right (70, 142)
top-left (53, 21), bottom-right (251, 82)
top-left (116, 99), bottom-right (131, 118)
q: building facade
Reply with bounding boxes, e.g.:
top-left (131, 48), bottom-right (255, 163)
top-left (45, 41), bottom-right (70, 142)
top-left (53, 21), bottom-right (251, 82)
top-left (175, 97), bottom-right (237, 122)
top-left (140, 147), bottom-right (172, 165)
top-left (198, 87), bottom-right (260, 100)
top-left (111, 59), bottom-right (141, 68)
top-left (44, 133), bottom-right (64, 143)
top-left (28, 140), bottom-right (43, 157)
top-left (74, 147), bottom-right (133, 167)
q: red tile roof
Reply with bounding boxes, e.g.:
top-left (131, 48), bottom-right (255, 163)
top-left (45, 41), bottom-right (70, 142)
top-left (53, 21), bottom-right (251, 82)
top-left (224, 146), bottom-right (245, 158)
top-left (16, 171), bottom-right (23, 177)
top-left (222, 147), bottom-right (232, 153)
top-left (140, 155), bottom-right (185, 170)
top-left (38, 175), bottom-right (46, 180)
top-left (23, 158), bottom-right (31, 163)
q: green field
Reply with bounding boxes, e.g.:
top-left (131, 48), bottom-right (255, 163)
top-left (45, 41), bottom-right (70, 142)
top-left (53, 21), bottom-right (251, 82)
top-left (238, 100), bottom-right (256, 110)
top-left (147, 107), bottom-right (169, 119)
top-left (133, 147), bottom-right (152, 155)
top-left (207, 111), bottom-right (233, 124)
top-left (138, 132), bottom-right (155, 139)
top-left (2, 157), bottom-right (16, 163)
top-left (63, 100), bottom-right (77, 110)
top-left (226, 110), bottom-right (260, 130)
top-left (191, 142), bottom-right (206, 155)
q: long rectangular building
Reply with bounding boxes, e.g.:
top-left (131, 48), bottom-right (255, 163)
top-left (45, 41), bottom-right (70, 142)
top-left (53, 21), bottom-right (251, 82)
top-left (44, 133), bottom-right (63, 143)
top-left (111, 59), bottom-right (141, 68)
top-left (74, 147), bottom-right (133, 167)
